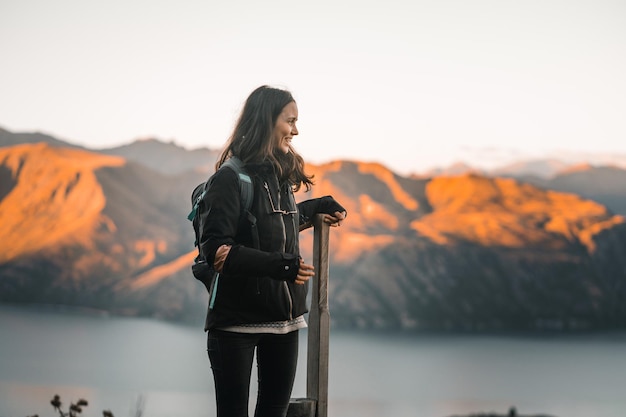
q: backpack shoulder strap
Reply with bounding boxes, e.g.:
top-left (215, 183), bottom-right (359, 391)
top-left (221, 156), bottom-right (253, 213)
top-left (221, 157), bottom-right (259, 249)
top-left (187, 157), bottom-right (254, 223)
top-left (187, 182), bottom-right (207, 221)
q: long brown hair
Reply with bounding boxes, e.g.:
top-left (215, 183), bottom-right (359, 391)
top-left (217, 85), bottom-right (313, 191)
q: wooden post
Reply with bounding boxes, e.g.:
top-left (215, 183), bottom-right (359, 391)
top-left (307, 214), bottom-right (331, 417)
top-left (288, 214), bottom-right (331, 417)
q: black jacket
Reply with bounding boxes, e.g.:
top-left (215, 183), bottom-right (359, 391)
top-left (198, 161), bottom-right (344, 330)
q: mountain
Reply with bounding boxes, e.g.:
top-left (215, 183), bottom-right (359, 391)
top-left (304, 164), bottom-right (626, 330)
top-left (428, 158), bottom-right (626, 217)
top-left (0, 142), bottom-right (208, 320)
top-left (99, 138), bottom-right (220, 176)
top-left (422, 159), bottom-right (566, 179)
top-left (0, 126), bottom-right (83, 149)
top-left (423, 162), bottom-right (484, 177)
top-left (523, 165), bottom-right (626, 216)
top-left (430, 156), bottom-right (626, 181)
top-left (2, 137), bottom-right (626, 331)
top-left (1, 126), bottom-right (221, 177)
top-left (489, 158), bottom-right (571, 179)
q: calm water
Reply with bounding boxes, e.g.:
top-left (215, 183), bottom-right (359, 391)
top-left (1, 304), bottom-right (626, 417)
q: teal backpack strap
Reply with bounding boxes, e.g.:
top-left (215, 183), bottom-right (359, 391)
top-left (188, 157), bottom-right (253, 222)
top-left (222, 156), bottom-right (253, 213)
top-left (223, 157), bottom-right (258, 249)
top-left (187, 183), bottom-right (206, 221)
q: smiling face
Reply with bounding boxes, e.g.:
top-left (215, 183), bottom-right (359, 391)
top-left (272, 101), bottom-right (299, 154)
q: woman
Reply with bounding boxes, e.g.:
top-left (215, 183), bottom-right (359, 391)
top-left (199, 85), bottom-right (347, 417)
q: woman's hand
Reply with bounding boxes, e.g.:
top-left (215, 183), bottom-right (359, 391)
top-left (295, 258), bottom-right (315, 285)
top-left (322, 211), bottom-right (347, 227)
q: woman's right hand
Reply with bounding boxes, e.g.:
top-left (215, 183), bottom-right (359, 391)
top-left (295, 258), bottom-right (315, 285)
top-left (322, 210), bottom-right (347, 227)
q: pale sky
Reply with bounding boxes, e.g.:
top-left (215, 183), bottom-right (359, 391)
top-left (1, 0), bottom-right (625, 174)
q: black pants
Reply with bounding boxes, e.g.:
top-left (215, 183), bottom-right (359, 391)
top-left (207, 329), bottom-right (299, 417)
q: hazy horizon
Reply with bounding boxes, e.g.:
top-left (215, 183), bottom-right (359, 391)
top-left (4, 123), bottom-right (626, 176)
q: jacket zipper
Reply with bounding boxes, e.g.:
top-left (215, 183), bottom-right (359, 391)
top-left (267, 181), bottom-right (294, 320)
top-left (278, 184), bottom-right (294, 320)
top-left (277, 183), bottom-right (287, 251)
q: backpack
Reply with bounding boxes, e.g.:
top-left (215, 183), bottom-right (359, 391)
top-left (187, 157), bottom-right (253, 292)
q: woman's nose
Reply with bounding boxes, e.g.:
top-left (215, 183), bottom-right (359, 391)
top-left (291, 124), bottom-right (298, 135)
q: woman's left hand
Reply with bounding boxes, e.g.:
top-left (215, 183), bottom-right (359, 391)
top-left (322, 211), bottom-right (347, 227)
top-left (295, 258), bottom-right (315, 285)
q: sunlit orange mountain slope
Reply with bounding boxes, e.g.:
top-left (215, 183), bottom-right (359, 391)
top-left (0, 143), bottom-right (206, 319)
top-left (299, 163), bottom-right (623, 259)
top-left (2, 139), bottom-right (626, 331)
top-left (413, 174), bottom-right (622, 251)
top-left (0, 143), bottom-right (125, 263)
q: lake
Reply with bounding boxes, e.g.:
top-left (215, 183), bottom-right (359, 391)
top-left (1, 304), bottom-right (625, 417)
